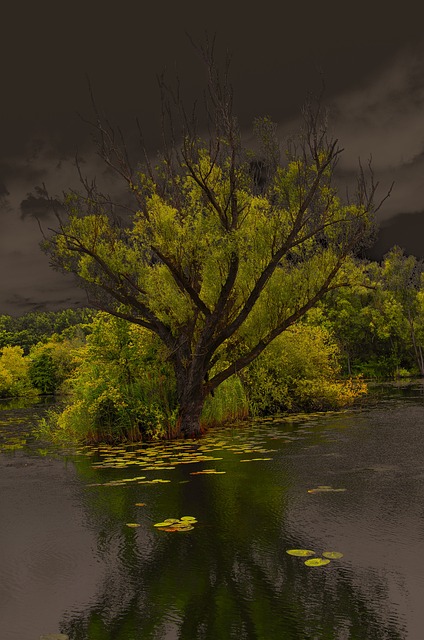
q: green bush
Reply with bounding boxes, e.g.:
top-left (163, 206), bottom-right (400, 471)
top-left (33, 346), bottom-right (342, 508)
top-left (0, 346), bottom-right (37, 398)
top-left (29, 352), bottom-right (57, 394)
top-left (38, 313), bottom-right (179, 443)
top-left (351, 354), bottom-right (405, 380)
top-left (29, 337), bottom-right (83, 395)
top-left (241, 323), bottom-right (366, 415)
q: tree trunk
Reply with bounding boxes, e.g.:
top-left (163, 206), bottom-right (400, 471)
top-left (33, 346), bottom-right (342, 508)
top-left (346, 352), bottom-right (351, 376)
top-left (175, 365), bottom-right (207, 438)
top-left (178, 396), bottom-right (205, 438)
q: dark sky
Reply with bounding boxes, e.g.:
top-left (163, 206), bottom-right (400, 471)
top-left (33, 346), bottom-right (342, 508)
top-left (2, 1), bottom-right (424, 316)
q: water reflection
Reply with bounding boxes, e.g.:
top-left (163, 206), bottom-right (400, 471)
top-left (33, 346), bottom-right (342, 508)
top-left (0, 394), bottom-right (55, 411)
top-left (1, 385), bottom-right (423, 639)
top-left (63, 423), bottom-right (413, 638)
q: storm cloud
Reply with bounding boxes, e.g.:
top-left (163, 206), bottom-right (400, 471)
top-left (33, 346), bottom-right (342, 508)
top-left (2, 2), bottom-right (424, 314)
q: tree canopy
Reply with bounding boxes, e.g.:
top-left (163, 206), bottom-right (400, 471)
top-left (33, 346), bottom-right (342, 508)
top-left (43, 46), bottom-right (390, 437)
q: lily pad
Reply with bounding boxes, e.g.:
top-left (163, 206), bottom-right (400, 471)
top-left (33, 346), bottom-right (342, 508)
top-left (163, 518), bottom-right (180, 523)
top-left (154, 519), bottom-right (179, 527)
top-left (304, 557), bottom-right (331, 567)
top-left (126, 523), bottom-right (141, 528)
top-left (322, 551), bottom-right (344, 559)
top-left (160, 524), bottom-right (194, 532)
top-left (154, 515), bottom-right (197, 532)
top-left (286, 549), bottom-right (315, 557)
top-left (240, 457), bottom-right (272, 462)
top-left (190, 469), bottom-right (226, 475)
top-left (308, 486), bottom-right (346, 493)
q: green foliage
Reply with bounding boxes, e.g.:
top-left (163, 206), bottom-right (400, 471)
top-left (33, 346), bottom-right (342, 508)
top-left (0, 308), bottom-right (95, 353)
top-left (28, 335), bottom-right (84, 395)
top-left (319, 248), bottom-right (424, 379)
top-left (241, 323), bottom-right (366, 414)
top-left (0, 346), bottom-right (37, 398)
top-left (40, 315), bottom-right (368, 443)
top-left (380, 247), bottom-right (424, 375)
top-left (201, 376), bottom-right (249, 427)
top-left (46, 154), bottom-right (371, 437)
top-left (41, 61), bottom-right (380, 438)
top-left (39, 313), bottom-right (179, 443)
top-left (28, 351), bottom-right (56, 394)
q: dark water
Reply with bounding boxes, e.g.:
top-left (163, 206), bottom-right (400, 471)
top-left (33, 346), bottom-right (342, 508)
top-left (1, 383), bottom-right (424, 640)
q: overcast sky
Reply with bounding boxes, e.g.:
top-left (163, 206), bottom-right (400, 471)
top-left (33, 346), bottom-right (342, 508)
top-left (2, 1), bottom-right (424, 316)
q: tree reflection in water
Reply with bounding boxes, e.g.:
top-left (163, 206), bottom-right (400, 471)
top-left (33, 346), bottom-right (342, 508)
top-left (61, 424), bottom-right (406, 640)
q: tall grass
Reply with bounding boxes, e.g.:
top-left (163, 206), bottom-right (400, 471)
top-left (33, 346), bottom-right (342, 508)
top-left (201, 375), bottom-right (249, 427)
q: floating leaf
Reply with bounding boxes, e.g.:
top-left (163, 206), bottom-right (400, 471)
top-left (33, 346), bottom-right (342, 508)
top-left (286, 549), bottom-right (315, 557)
top-left (143, 466), bottom-right (175, 470)
top-left (126, 523), bottom-right (140, 528)
top-left (163, 518), bottom-right (180, 523)
top-left (190, 469), bottom-right (226, 475)
top-left (240, 457), bottom-right (272, 462)
top-left (304, 558), bottom-right (331, 567)
top-left (322, 551), bottom-right (343, 559)
top-left (159, 524), bottom-right (193, 532)
top-left (308, 486), bottom-right (346, 493)
top-left (154, 516), bottom-right (197, 532)
top-left (135, 503), bottom-right (146, 507)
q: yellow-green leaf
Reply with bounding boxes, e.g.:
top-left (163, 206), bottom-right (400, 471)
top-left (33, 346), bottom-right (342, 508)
top-left (322, 551), bottom-right (343, 559)
top-left (308, 486), bottom-right (346, 493)
top-left (286, 549), bottom-right (315, 557)
top-left (304, 557), bottom-right (331, 567)
top-left (163, 518), bottom-right (180, 524)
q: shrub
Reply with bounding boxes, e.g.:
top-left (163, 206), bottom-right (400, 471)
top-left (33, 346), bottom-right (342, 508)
top-left (29, 337), bottom-right (82, 395)
top-left (0, 346), bottom-right (37, 398)
top-left (39, 314), bottom-right (179, 443)
top-left (241, 323), bottom-right (366, 415)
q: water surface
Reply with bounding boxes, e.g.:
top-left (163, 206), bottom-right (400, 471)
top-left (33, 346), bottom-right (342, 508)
top-left (1, 383), bottom-right (424, 639)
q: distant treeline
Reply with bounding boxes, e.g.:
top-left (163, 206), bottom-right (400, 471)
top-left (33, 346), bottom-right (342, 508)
top-left (0, 308), bottom-right (96, 354)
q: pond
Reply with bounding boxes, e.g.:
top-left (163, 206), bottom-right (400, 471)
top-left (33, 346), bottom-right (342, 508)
top-left (1, 382), bottom-right (424, 640)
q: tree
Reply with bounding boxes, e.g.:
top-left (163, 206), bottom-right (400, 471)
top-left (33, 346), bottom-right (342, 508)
top-left (42, 44), bottom-right (391, 437)
top-left (0, 345), bottom-right (36, 398)
top-left (381, 246), bottom-right (424, 375)
top-left (0, 308), bottom-right (95, 354)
